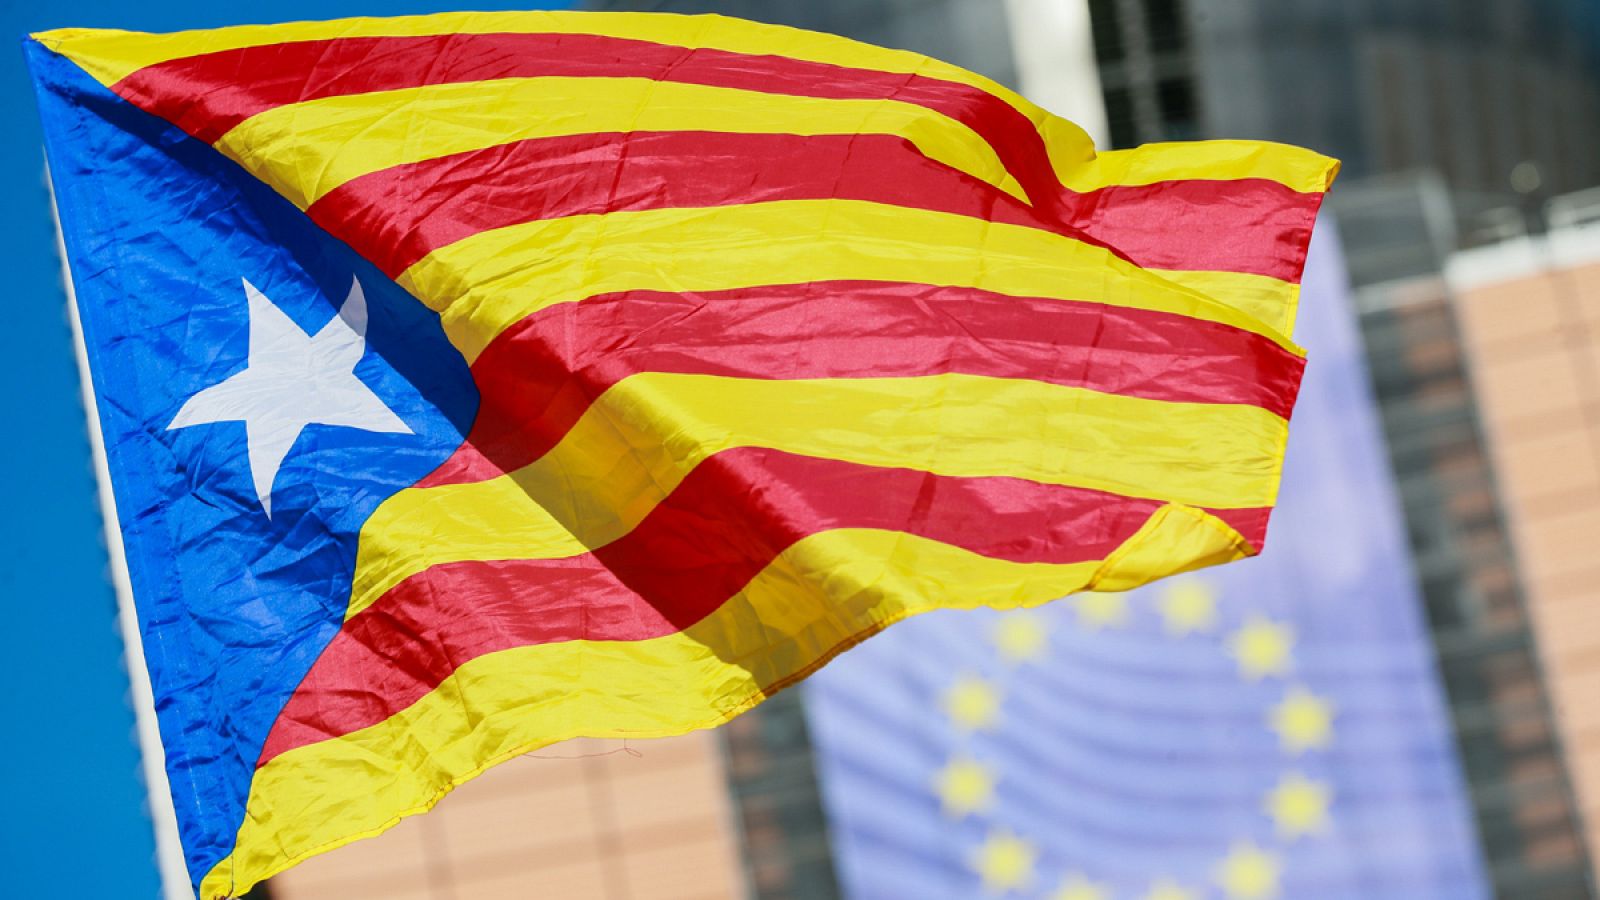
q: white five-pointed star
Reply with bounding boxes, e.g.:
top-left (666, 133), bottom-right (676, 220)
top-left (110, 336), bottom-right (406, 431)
top-left (168, 277), bottom-right (410, 517)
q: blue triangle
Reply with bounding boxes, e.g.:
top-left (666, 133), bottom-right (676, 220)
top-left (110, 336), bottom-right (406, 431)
top-left (28, 39), bottom-right (479, 888)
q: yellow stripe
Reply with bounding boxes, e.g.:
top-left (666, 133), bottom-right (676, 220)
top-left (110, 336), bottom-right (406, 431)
top-left (34, 12), bottom-right (1335, 193)
top-left (345, 372), bottom-right (1288, 619)
top-left (1084, 140), bottom-right (1338, 196)
top-left (1153, 269), bottom-right (1301, 338)
top-left (203, 509), bottom-right (1250, 899)
top-left (398, 199), bottom-right (1304, 362)
top-left (216, 76), bottom-right (1027, 208)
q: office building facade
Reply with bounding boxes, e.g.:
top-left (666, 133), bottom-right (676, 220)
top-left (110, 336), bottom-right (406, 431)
top-left (1331, 176), bottom-right (1597, 897)
top-left (1447, 201), bottom-right (1600, 886)
top-left (1089, 0), bottom-right (1600, 203)
top-left (270, 732), bottom-right (749, 900)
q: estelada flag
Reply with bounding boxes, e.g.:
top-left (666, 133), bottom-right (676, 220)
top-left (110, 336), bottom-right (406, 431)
top-left (27, 11), bottom-right (1337, 897)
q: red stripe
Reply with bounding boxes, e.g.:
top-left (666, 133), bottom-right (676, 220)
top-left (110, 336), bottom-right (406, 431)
top-left (1206, 505), bottom-right (1272, 551)
top-left (417, 280), bottom-right (1304, 487)
top-left (307, 130), bottom-right (1313, 280)
top-left (308, 130), bottom-right (1124, 276)
top-left (114, 32), bottom-right (1323, 280)
top-left (1068, 179), bottom-right (1320, 283)
top-left (260, 449), bottom-right (1187, 764)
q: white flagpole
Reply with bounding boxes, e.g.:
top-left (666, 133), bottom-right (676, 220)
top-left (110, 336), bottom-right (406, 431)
top-left (48, 171), bottom-right (193, 900)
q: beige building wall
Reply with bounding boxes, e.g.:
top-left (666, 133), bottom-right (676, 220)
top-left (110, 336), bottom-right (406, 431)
top-left (268, 731), bottom-right (746, 900)
top-left (1449, 227), bottom-right (1600, 859)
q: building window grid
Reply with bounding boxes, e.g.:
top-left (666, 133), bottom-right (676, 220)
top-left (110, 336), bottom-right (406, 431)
top-left (720, 690), bottom-right (844, 900)
top-left (1087, 0), bottom-right (1201, 147)
top-left (1358, 291), bottom-right (1595, 897)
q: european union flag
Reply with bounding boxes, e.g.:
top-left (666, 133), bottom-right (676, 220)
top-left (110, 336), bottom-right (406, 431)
top-left (805, 227), bottom-right (1490, 899)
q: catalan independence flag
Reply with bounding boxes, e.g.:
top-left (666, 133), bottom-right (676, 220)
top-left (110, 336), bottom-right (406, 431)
top-left (28, 11), bottom-right (1336, 898)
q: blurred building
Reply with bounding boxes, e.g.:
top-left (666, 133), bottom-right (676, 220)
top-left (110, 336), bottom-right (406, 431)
top-left (1447, 195), bottom-right (1600, 882)
top-left (1089, 0), bottom-right (1600, 203)
top-left (268, 693), bottom-right (842, 900)
top-left (270, 732), bottom-right (748, 900)
top-left (1335, 177), bottom-right (1595, 898)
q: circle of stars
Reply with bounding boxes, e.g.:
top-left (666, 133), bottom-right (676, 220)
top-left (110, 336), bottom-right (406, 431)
top-left (933, 578), bottom-right (1337, 898)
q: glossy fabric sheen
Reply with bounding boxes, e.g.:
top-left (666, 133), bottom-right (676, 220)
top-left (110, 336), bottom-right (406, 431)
top-left (336, 371), bottom-right (1289, 627)
top-left (218, 76), bottom-right (1026, 208)
top-left (308, 130), bottom-right (1315, 280)
top-left (426, 281), bottom-right (1305, 485)
top-left (30, 11), bottom-right (1337, 897)
top-left (401, 200), bottom-right (1310, 361)
top-left (120, 32), bottom-right (1318, 279)
top-left (262, 451), bottom-right (1173, 764)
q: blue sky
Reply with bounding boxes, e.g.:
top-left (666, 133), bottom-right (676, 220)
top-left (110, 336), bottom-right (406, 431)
top-left (3, 3), bottom-right (563, 895)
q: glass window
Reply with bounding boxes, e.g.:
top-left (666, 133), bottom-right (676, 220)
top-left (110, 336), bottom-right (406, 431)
top-left (1144, 0), bottom-right (1187, 54)
top-left (1158, 78), bottom-right (1198, 140)
top-left (1088, 0), bottom-right (1125, 64)
top-left (1104, 85), bottom-right (1139, 148)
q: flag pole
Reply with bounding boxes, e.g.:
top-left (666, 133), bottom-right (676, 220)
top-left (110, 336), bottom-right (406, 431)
top-left (48, 170), bottom-right (193, 900)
